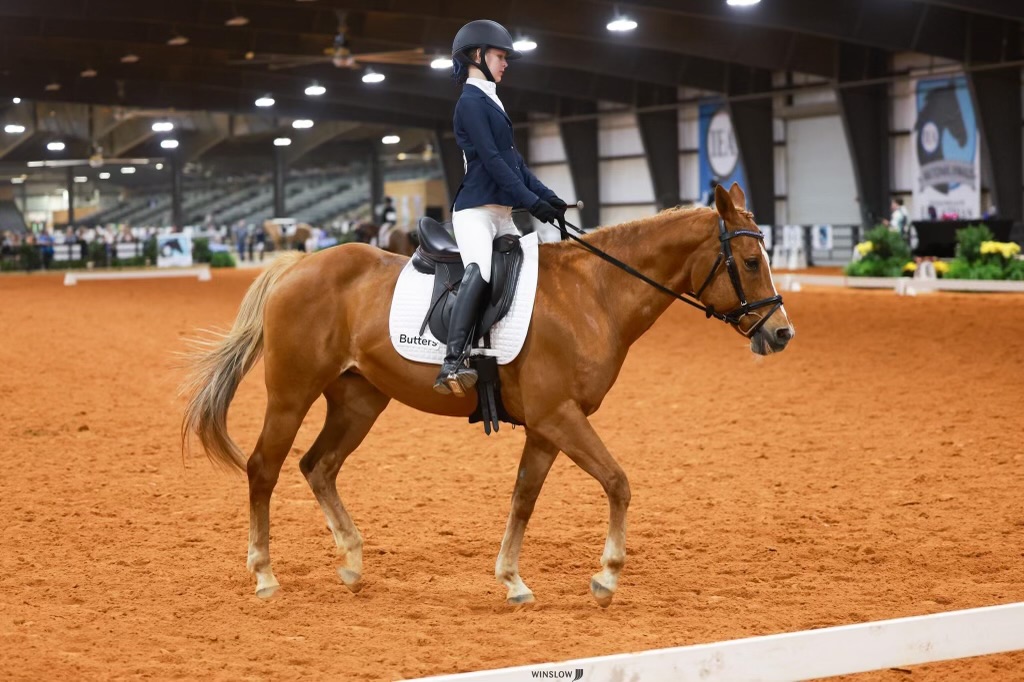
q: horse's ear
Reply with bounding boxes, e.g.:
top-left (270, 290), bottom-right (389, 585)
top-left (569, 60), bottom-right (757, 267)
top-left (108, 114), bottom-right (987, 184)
top-left (728, 182), bottom-right (747, 211)
top-left (714, 183), bottom-right (735, 217)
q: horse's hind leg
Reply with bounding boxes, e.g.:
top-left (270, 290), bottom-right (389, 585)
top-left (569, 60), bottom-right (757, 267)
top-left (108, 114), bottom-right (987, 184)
top-left (247, 391), bottom-right (316, 598)
top-left (495, 433), bottom-right (559, 605)
top-left (299, 373), bottom-right (389, 593)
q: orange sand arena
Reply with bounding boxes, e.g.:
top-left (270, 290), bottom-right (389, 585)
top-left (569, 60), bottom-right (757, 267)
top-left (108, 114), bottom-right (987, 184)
top-left (2, 267), bottom-right (1023, 681)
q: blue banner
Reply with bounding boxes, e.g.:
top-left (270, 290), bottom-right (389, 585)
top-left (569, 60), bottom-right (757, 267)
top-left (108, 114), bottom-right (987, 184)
top-left (698, 103), bottom-right (747, 205)
top-left (912, 76), bottom-right (979, 219)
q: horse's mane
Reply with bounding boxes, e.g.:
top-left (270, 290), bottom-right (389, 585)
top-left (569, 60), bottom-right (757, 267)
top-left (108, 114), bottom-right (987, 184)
top-left (544, 204), bottom-right (725, 253)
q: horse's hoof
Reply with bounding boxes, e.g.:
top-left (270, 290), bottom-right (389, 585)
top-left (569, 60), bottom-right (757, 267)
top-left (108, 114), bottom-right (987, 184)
top-left (590, 577), bottom-right (615, 608)
top-left (255, 582), bottom-right (280, 600)
top-left (507, 591), bottom-right (535, 606)
top-left (337, 567), bottom-right (363, 593)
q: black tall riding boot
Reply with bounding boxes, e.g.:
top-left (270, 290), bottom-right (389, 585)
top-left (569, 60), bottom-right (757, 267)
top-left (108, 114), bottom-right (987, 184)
top-left (433, 263), bottom-right (490, 397)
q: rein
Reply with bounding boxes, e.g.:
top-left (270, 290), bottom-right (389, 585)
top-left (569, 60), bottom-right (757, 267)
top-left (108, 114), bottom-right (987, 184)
top-left (557, 213), bottom-right (783, 338)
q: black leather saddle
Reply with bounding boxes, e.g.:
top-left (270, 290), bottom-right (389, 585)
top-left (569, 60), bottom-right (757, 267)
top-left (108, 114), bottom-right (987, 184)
top-left (411, 217), bottom-right (525, 346)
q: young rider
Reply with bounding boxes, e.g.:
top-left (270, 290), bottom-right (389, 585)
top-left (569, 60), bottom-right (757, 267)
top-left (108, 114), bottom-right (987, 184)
top-left (433, 19), bottom-right (567, 396)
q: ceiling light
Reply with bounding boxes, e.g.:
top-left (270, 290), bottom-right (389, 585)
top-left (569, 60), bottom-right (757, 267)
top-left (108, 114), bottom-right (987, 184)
top-left (11, 177), bottom-right (25, 184)
top-left (47, 141), bottom-right (65, 151)
top-left (99, 172), bottom-right (111, 179)
top-left (430, 57), bottom-right (453, 69)
top-left (160, 139), bottom-right (179, 149)
top-left (45, 82), bottom-right (61, 92)
top-left (4, 124), bottom-right (26, 134)
top-left (27, 161), bottom-right (45, 168)
top-left (255, 96), bottom-right (275, 107)
top-left (304, 84), bottom-right (326, 96)
top-left (362, 70), bottom-right (385, 84)
top-left (152, 121), bottom-right (174, 132)
top-left (225, 15), bottom-right (249, 26)
top-left (74, 176), bottom-right (88, 183)
top-left (12, 97), bottom-right (21, 104)
top-left (273, 137), bottom-right (292, 146)
top-left (121, 54), bottom-right (140, 64)
top-left (167, 35), bottom-right (189, 46)
top-left (80, 68), bottom-right (98, 78)
top-left (155, 163), bottom-right (164, 170)
top-left (512, 38), bottom-right (537, 51)
top-left (726, 0), bottom-right (761, 5)
top-left (397, 152), bottom-right (407, 160)
top-left (292, 119), bottom-right (314, 129)
top-left (121, 167), bottom-right (136, 174)
top-left (381, 135), bottom-right (400, 145)
top-left (606, 17), bottom-right (638, 31)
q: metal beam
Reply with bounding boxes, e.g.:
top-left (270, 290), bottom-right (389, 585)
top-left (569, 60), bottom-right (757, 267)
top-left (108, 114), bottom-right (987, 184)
top-left (636, 85), bottom-right (680, 210)
top-left (0, 103), bottom-right (35, 160)
top-left (836, 44), bottom-right (891, 227)
top-left (282, 121), bottom-right (362, 166)
top-left (558, 99), bottom-right (599, 228)
top-left (912, 0), bottom-right (1024, 22)
top-left (726, 67), bottom-right (775, 225)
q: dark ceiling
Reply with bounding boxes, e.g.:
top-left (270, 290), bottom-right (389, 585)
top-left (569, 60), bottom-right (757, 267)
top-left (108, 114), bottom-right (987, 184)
top-left (0, 0), bottom-right (1021, 166)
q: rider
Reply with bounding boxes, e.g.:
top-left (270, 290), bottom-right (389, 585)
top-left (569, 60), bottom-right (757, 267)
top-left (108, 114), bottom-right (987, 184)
top-left (434, 19), bottom-right (567, 396)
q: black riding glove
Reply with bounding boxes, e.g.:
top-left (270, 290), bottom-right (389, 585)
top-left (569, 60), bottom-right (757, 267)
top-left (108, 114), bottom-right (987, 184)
top-left (529, 199), bottom-right (560, 224)
top-left (548, 196), bottom-right (568, 216)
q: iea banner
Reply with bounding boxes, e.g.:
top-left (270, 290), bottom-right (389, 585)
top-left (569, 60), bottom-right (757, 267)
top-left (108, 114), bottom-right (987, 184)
top-left (912, 76), bottom-right (980, 220)
top-left (699, 102), bottom-right (747, 203)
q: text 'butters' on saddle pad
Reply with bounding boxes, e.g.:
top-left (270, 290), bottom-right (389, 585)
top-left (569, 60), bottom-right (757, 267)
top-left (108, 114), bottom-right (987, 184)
top-left (389, 232), bottom-right (540, 365)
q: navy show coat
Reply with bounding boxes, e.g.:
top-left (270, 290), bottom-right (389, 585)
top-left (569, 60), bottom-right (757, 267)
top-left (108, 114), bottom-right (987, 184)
top-left (452, 84), bottom-right (556, 212)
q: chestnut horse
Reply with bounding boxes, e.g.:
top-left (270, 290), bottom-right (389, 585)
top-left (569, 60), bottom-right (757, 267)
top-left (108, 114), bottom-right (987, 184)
top-left (181, 184), bottom-right (794, 606)
top-left (263, 220), bottom-right (313, 251)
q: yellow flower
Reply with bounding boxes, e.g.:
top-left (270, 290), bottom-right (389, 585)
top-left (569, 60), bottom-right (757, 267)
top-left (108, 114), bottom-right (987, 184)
top-left (980, 241), bottom-right (1021, 259)
top-left (855, 241), bottom-right (874, 256)
top-left (903, 261), bottom-right (917, 272)
top-left (933, 261), bottom-right (950, 274)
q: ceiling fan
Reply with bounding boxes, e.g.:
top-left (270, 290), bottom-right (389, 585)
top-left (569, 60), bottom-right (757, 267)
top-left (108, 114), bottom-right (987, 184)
top-left (228, 10), bottom-right (432, 71)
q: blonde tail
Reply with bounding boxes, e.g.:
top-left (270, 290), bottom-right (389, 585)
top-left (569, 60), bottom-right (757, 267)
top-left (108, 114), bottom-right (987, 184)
top-left (180, 252), bottom-right (306, 471)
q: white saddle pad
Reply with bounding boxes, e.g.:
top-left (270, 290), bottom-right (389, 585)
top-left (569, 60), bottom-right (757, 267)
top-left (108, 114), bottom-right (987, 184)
top-left (388, 232), bottom-right (539, 365)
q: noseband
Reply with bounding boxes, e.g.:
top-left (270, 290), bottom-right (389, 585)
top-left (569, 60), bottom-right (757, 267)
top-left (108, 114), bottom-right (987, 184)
top-left (690, 217), bottom-right (784, 338)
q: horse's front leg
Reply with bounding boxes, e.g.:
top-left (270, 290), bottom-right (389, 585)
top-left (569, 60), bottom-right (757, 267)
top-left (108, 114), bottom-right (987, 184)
top-left (531, 404), bottom-right (631, 608)
top-left (495, 432), bottom-right (559, 605)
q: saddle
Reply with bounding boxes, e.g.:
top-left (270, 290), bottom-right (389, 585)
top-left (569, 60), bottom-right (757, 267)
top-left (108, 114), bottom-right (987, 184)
top-left (410, 217), bottom-right (525, 434)
top-left (411, 217), bottom-right (524, 346)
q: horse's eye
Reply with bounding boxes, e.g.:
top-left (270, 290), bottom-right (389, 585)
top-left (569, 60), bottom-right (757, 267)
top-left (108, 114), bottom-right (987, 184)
top-left (744, 258), bottom-right (760, 271)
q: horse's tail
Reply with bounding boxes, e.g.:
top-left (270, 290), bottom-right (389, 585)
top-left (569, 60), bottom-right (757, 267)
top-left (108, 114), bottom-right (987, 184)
top-left (180, 252), bottom-right (307, 472)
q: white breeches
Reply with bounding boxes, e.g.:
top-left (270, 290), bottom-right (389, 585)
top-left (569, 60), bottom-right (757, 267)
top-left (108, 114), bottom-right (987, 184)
top-left (452, 205), bottom-right (520, 284)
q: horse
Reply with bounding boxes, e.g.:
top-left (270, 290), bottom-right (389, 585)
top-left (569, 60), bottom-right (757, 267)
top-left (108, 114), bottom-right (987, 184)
top-left (181, 183), bottom-right (795, 607)
top-left (263, 220), bottom-right (314, 251)
top-left (352, 220), bottom-right (418, 256)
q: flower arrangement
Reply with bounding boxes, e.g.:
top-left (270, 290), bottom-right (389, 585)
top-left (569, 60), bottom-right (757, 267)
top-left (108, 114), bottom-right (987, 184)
top-left (945, 225), bottom-right (1024, 280)
top-left (846, 226), bottom-right (911, 277)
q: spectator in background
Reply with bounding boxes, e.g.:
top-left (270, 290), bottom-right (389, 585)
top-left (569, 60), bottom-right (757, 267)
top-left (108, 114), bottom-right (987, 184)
top-left (884, 198), bottom-right (910, 239)
top-left (251, 222), bottom-right (266, 262)
top-left (377, 196), bottom-right (397, 227)
top-left (233, 220), bottom-right (249, 262)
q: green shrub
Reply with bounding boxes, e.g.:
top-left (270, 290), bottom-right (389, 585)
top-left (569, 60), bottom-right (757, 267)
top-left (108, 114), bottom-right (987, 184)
top-left (143, 237), bottom-right (157, 264)
top-left (192, 238), bottom-right (212, 264)
top-left (1005, 259), bottom-right (1024, 281)
top-left (19, 244), bottom-right (41, 270)
top-left (954, 224), bottom-right (994, 263)
top-left (970, 262), bottom-right (1004, 280)
top-left (946, 259), bottom-right (972, 279)
top-left (862, 225), bottom-right (911, 262)
top-left (209, 251), bottom-right (236, 268)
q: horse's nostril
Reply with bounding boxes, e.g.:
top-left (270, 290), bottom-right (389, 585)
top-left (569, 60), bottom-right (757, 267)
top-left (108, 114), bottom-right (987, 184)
top-left (776, 326), bottom-right (793, 342)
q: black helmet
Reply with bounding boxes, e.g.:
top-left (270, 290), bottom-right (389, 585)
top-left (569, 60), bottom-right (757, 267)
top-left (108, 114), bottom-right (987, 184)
top-left (451, 20), bottom-right (522, 62)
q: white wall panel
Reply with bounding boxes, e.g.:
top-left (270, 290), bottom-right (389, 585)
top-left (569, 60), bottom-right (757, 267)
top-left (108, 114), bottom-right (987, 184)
top-left (531, 163), bottom-right (575, 202)
top-left (680, 153), bottom-right (699, 202)
top-left (786, 115), bottom-right (860, 224)
top-left (599, 113), bottom-right (645, 157)
top-left (600, 204), bottom-right (656, 226)
top-left (774, 144), bottom-right (787, 197)
top-left (600, 157), bottom-right (656, 204)
top-left (528, 122), bottom-right (566, 164)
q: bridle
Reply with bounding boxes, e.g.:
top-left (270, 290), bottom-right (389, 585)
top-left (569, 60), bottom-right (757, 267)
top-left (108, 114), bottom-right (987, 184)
top-left (557, 211), bottom-right (783, 338)
top-left (689, 215), bottom-right (784, 338)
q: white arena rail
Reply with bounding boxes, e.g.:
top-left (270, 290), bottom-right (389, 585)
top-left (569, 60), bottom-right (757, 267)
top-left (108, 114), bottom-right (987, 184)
top-left (409, 602), bottom-right (1024, 682)
top-left (776, 273), bottom-right (1024, 294)
top-left (63, 267), bottom-right (211, 285)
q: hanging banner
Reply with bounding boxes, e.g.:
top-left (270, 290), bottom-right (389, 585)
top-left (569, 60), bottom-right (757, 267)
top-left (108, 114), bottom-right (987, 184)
top-left (912, 76), bottom-right (979, 220)
top-left (699, 103), bottom-right (747, 205)
top-left (157, 233), bottom-right (193, 267)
